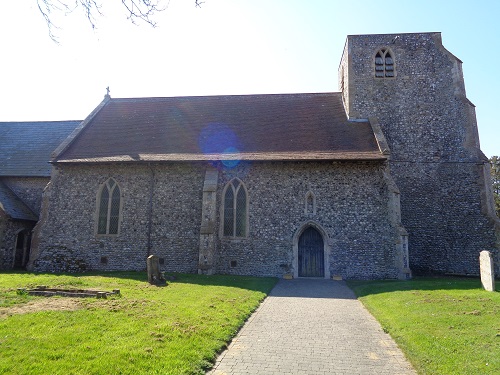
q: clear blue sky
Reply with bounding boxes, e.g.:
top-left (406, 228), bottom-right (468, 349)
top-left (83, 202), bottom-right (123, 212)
top-left (0, 0), bottom-right (498, 157)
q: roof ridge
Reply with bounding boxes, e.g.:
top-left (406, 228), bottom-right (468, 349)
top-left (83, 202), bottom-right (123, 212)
top-left (0, 120), bottom-right (81, 124)
top-left (109, 92), bottom-right (341, 101)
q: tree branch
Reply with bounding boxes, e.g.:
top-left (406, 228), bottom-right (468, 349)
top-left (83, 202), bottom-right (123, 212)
top-left (120, 0), bottom-right (165, 27)
top-left (36, 1), bottom-right (204, 42)
top-left (37, 0), bottom-right (69, 42)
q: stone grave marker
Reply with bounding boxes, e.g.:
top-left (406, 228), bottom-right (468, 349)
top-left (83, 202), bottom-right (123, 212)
top-left (479, 250), bottom-right (495, 292)
top-left (147, 254), bottom-right (166, 285)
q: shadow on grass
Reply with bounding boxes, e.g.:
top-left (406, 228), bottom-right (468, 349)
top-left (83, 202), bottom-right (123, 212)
top-left (0, 270), bottom-right (278, 294)
top-left (164, 272), bottom-right (278, 294)
top-left (5, 272), bottom-right (496, 298)
top-left (347, 276), bottom-right (498, 297)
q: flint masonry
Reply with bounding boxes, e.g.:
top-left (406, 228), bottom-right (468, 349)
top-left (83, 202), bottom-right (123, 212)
top-left (2, 33), bottom-right (498, 279)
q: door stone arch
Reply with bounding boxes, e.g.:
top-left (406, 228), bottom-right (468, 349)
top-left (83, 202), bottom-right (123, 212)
top-left (292, 221), bottom-right (330, 279)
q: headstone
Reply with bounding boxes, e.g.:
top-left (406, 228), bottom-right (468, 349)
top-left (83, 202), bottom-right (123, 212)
top-left (479, 250), bottom-right (495, 292)
top-left (147, 255), bottom-right (166, 285)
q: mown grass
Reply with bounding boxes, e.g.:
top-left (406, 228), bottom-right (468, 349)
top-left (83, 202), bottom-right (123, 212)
top-left (347, 277), bottom-right (500, 375)
top-left (0, 272), bottom-right (277, 375)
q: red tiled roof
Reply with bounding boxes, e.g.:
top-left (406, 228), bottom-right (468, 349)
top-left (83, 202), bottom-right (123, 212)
top-left (55, 93), bottom-right (384, 162)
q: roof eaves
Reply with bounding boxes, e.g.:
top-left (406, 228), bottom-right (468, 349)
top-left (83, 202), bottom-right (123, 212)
top-left (55, 151), bottom-right (387, 163)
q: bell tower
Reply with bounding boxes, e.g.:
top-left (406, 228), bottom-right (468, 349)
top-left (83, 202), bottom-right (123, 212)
top-left (339, 32), bottom-right (499, 275)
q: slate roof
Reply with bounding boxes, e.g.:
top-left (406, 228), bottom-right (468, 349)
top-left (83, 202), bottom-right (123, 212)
top-left (0, 121), bottom-right (81, 176)
top-left (0, 182), bottom-right (37, 221)
top-left (55, 93), bottom-right (385, 163)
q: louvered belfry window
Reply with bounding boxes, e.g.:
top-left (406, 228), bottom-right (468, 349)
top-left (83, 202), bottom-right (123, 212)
top-left (223, 179), bottom-right (247, 237)
top-left (97, 179), bottom-right (121, 235)
top-left (375, 48), bottom-right (395, 78)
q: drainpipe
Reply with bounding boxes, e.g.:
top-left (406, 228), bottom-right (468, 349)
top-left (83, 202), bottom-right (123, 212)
top-left (146, 163), bottom-right (155, 258)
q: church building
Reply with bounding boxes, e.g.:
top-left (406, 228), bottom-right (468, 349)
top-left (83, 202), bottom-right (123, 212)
top-left (3, 32), bottom-right (499, 279)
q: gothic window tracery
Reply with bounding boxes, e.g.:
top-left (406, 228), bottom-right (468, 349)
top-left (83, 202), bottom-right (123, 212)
top-left (97, 178), bottom-right (121, 235)
top-left (223, 178), bottom-right (248, 238)
top-left (375, 48), bottom-right (395, 78)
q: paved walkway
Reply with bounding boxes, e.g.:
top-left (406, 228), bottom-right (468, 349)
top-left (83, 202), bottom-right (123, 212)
top-left (208, 279), bottom-right (416, 375)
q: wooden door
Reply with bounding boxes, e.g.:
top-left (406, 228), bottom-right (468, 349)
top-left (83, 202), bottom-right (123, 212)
top-left (298, 227), bottom-right (324, 277)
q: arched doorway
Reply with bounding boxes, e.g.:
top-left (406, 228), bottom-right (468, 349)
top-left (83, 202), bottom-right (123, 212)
top-left (13, 230), bottom-right (31, 269)
top-left (298, 226), bottom-right (324, 277)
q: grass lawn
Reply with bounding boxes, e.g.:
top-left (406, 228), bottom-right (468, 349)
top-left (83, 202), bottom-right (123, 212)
top-left (0, 272), bottom-right (277, 375)
top-left (347, 277), bottom-right (500, 375)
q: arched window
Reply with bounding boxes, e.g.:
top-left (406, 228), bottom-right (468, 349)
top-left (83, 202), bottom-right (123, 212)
top-left (97, 178), bottom-right (121, 235)
top-left (305, 191), bottom-right (316, 215)
top-left (223, 178), bottom-right (248, 237)
top-left (375, 48), bottom-right (395, 78)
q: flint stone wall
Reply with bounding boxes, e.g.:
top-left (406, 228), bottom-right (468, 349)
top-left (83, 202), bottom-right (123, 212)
top-left (31, 163), bottom-right (204, 273)
top-left (32, 160), bottom-right (401, 279)
top-left (215, 161), bottom-right (401, 279)
top-left (340, 32), bottom-right (500, 275)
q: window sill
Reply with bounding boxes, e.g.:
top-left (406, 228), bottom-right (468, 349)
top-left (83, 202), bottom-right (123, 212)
top-left (221, 237), bottom-right (248, 242)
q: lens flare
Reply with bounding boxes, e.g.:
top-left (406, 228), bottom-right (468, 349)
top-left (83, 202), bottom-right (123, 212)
top-left (198, 123), bottom-right (242, 168)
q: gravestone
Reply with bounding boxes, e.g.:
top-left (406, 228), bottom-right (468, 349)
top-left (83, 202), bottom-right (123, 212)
top-left (479, 250), bottom-right (495, 292)
top-left (147, 255), bottom-right (166, 285)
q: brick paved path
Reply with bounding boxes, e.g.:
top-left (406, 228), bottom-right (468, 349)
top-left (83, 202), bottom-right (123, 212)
top-left (208, 279), bottom-right (416, 375)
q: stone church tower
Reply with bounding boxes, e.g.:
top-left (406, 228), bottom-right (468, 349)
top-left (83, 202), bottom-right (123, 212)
top-left (339, 32), bottom-right (500, 275)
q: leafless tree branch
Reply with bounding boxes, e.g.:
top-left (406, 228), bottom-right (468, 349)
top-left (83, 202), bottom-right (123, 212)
top-left (79, 0), bottom-right (103, 29)
top-left (120, 0), bottom-right (165, 27)
top-left (37, 0), bottom-right (67, 42)
top-left (36, 0), bottom-right (203, 42)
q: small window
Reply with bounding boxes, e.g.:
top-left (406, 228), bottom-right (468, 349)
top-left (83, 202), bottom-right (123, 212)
top-left (223, 178), bottom-right (248, 237)
top-left (305, 191), bottom-right (316, 215)
top-left (97, 178), bottom-right (121, 235)
top-left (375, 48), bottom-right (395, 78)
